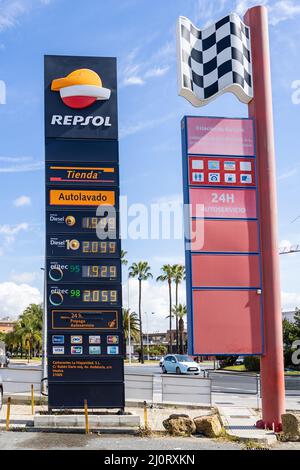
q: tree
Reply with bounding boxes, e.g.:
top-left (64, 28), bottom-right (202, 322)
top-left (122, 308), bottom-right (140, 356)
top-left (172, 265), bottom-right (185, 352)
top-left (282, 318), bottom-right (300, 369)
top-left (128, 262), bottom-right (153, 363)
top-left (172, 304), bottom-right (187, 354)
top-left (157, 265), bottom-right (174, 353)
top-left (17, 304), bottom-right (43, 361)
top-left (121, 250), bottom-right (128, 266)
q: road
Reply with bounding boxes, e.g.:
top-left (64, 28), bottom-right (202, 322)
top-left (6, 361), bottom-right (300, 396)
top-left (125, 364), bottom-right (300, 396)
top-left (0, 431), bottom-right (299, 451)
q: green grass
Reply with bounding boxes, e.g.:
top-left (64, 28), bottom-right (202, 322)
top-left (223, 365), bottom-right (247, 372)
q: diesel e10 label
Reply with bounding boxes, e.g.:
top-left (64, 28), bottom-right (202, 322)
top-left (46, 163), bottom-right (118, 186)
top-left (48, 285), bottom-right (121, 308)
top-left (47, 260), bottom-right (120, 283)
top-left (46, 210), bottom-right (117, 235)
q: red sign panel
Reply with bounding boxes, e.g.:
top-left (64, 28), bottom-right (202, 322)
top-left (193, 290), bottom-right (263, 355)
top-left (189, 156), bottom-right (256, 187)
top-left (187, 117), bottom-right (255, 156)
top-left (191, 219), bottom-right (259, 253)
top-left (189, 187), bottom-right (257, 219)
top-left (191, 254), bottom-right (261, 288)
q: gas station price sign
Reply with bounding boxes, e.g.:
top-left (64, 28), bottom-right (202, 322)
top-left (47, 259), bottom-right (120, 283)
top-left (45, 55), bottom-right (124, 410)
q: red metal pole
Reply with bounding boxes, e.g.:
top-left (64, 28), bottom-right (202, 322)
top-left (244, 6), bottom-right (285, 431)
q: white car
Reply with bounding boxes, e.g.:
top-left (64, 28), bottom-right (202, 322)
top-left (161, 354), bottom-right (201, 375)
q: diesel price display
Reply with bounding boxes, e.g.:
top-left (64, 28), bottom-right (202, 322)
top-left (47, 235), bottom-right (119, 258)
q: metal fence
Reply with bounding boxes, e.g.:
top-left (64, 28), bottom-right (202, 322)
top-left (205, 370), bottom-right (300, 396)
top-left (125, 373), bottom-right (212, 406)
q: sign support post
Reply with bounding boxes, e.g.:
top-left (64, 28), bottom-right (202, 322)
top-left (244, 6), bottom-right (286, 430)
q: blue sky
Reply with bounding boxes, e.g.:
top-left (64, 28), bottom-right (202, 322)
top-left (0, 0), bottom-right (300, 330)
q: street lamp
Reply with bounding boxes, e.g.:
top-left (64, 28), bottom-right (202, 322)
top-left (40, 267), bottom-right (47, 394)
top-left (144, 312), bottom-right (155, 361)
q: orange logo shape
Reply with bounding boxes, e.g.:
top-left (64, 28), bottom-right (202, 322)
top-left (51, 68), bottom-right (111, 109)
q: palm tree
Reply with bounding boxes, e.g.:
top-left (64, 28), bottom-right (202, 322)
top-left (121, 250), bottom-right (128, 266)
top-left (122, 308), bottom-right (140, 356)
top-left (128, 262), bottom-right (153, 363)
top-left (18, 304), bottom-right (43, 360)
top-left (157, 265), bottom-right (175, 353)
top-left (172, 265), bottom-right (186, 352)
top-left (172, 304), bottom-right (187, 354)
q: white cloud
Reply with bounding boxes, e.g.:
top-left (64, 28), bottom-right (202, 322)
top-left (0, 222), bottom-right (29, 244)
top-left (278, 167), bottom-right (298, 181)
top-left (0, 158), bottom-right (43, 173)
top-left (124, 278), bottom-right (186, 332)
top-left (234, 0), bottom-right (300, 25)
top-left (13, 195), bottom-right (31, 207)
top-left (281, 291), bottom-right (300, 310)
top-left (144, 66), bottom-right (170, 79)
top-left (10, 271), bottom-right (38, 284)
top-left (0, 282), bottom-right (42, 319)
top-left (0, 0), bottom-right (52, 32)
top-left (120, 112), bottom-right (176, 139)
top-left (123, 76), bottom-right (145, 87)
top-left (269, 0), bottom-right (300, 26)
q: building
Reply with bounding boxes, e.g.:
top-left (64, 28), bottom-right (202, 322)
top-left (282, 310), bottom-right (298, 323)
top-left (0, 318), bottom-right (16, 334)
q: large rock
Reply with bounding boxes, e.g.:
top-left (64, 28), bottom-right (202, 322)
top-left (163, 415), bottom-right (196, 436)
top-left (282, 413), bottom-right (300, 441)
top-left (193, 414), bottom-right (223, 437)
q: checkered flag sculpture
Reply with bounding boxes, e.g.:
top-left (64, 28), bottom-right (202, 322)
top-left (177, 14), bottom-right (253, 107)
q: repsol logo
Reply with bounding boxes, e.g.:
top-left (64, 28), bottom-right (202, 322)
top-left (51, 115), bottom-right (112, 127)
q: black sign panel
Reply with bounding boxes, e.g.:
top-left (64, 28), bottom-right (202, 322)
top-left (45, 55), bottom-right (123, 410)
top-left (46, 162), bottom-right (119, 186)
top-left (47, 234), bottom-right (119, 258)
top-left (48, 284), bottom-right (121, 308)
top-left (45, 140), bottom-right (119, 163)
top-left (45, 56), bottom-right (118, 140)
top-left (47, 259), bottom-right (120, 284)
top-left (48, 357), bottom-right (123, 382)
top-left (50, 309), bottom-right (120, 331)
top-left (48, 383), bottom-right (125, 409)
top-left (46, 209), bottom-right (118, 235)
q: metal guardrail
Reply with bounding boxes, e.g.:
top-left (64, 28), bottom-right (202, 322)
top-left (205, 370), bottom-right (300, 396)
top-left (1, 366), bottom-right (42, 394)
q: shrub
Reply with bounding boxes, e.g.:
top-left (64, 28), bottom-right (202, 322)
top-left (244, 356), bottom-right (260, 372)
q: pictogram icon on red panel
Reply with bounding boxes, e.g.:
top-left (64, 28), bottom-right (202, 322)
top-left (189, 156), bottom-right (256, 187)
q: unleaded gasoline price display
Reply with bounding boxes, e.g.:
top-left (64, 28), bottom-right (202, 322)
top-left (47, 234), bottom-right (119, 258)
top-left (48, 285), bottom-right (121, 308)
top-left (47, 259), bottom-right (120, 283)
top-left (46, 210), bottom-right (117, 234)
